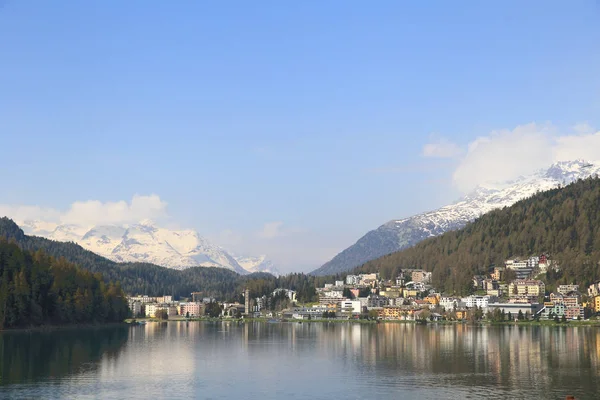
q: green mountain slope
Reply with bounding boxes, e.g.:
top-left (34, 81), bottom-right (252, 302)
top-left (0, 239), bottom-right (129, 329)
top-left (0, 218), bottom-right (325, 301)
top-left (0, 218), bottom-right (257, 298)
top-left (355, 177), bottom-right (600, 294)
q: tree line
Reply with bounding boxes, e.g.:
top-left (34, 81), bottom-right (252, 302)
top-left (354, 177), bottom-right (600, 295)
top-left (0, 218), bottom-right (332, 302)
top-left (0, 239), bottom-right (129, 329)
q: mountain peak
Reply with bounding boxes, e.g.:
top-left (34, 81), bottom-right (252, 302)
top-left (311, 159), bottom-right (600, 276)
top-left (15, 219), bottom-right (277, 275)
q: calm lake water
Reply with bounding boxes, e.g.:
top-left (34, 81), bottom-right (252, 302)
top-left (1, 322), bottom-right (599, 399)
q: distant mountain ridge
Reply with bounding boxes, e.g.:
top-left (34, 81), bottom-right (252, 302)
top-left (234, 254), bottom-right (280, 276)
top-left (311, 160), bottom-right (600, 276)
top-left (17, 219), bottom-right (275, 275)
top-left (0, 217), bottom-right (276, 298)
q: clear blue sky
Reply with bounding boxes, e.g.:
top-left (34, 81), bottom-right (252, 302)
top-left (1, 1), bottom-right (599, 271)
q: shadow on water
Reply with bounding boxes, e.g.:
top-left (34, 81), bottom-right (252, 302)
top-left (0, 326), bottom-right (129, 385)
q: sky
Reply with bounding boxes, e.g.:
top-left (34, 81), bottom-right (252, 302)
top-left (1, 1), bottom-right (600, 272)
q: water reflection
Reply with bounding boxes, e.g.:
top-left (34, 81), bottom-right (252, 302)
top-left (0, 326), bottom-right (128, 385)
top-left (0, 322), bottom-right (598, 399)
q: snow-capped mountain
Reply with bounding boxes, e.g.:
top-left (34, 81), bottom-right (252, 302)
top-left (234, 255), bottom-right (280, 276)
top-left (18, 219), bottom-right (268, 275)
top-left (311, 160), bottom-right (600, 276)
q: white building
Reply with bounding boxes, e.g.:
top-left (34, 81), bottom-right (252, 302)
top-left (505, 260), bottom-right (534, 279)
top-left (273, 289), bottom-right (297, 302)
top-left (439, 297), bottom-right (459, 311)
top-left (145, 304), bottom-right (177, 318)
top-left (129, 301), bottom-right (142, 317)
top-left (461, 295), bottom-right (497, 310)
top-left (346, 275), bottom-right (360, 285)
top-left (340, 300), bottom-right (362, 314)
top-left (557, 284), bottom-right (579, 295)
top-left (322, 290), bottom-right (344, 298)
top-left (335, 280), bottom-right (344, 287)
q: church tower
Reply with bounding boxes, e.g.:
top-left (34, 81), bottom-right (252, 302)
top-left (244, 288), bottom-right (250, 316)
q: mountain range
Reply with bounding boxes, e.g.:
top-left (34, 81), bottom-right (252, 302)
top-left (311, 160), bottom-right (600, 276)
top-left (17, 219), bottom-right (279, 276)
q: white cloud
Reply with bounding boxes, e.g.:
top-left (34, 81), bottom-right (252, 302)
top-left (0, 194), bottom-right (168, 228)
top-left (258, 221), bottom-right (284, 239)
top-left (448, 123), bottom-right (600, 193)
top-left (61, 195), bottom-right (167, 226)
top-left (554, 131), bottom-right (600, 161)
top-left (0, 205), bottom-right (62, 224)
top-left (422, 135), bottom-right (464, 158)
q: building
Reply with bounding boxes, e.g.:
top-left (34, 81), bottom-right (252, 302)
top-left (145, 304), bottom-right (177, 318)
top-left (565, 306), bottom-right (584, 320)
top-left (340, 300), bottom-right (362, 316)
top-left (588, 281), bottom-right (600, 297)
top-left (483, 279), bottom-right (498, 292)
top-left (319, 295), bottom-right (347, 306)
top-left (542, 302), bottom-right (566, 319)
top-left (487, 302), bottom-right (543, 317)
top-left (461, 295), bottom-right (497, 310)
top-left (440, 297), bottom-right (460, 311)
top-left (423, 294), bottom-right (439, 306)
top-left (486, 289), bottom-right (504, 297)
top-left (550, 292), bottom-right (580, 308)
top-left (367, 295), bottom-right (388, 308)
top-left (244, 288), bottom-right (251, 315)
top-left (538, 254), bottom-right (554, 273)
top-left (224, 304), bottom-right (245, 318)
top-left (411, 270), bottom-right (432, 284)
top-left (346, 275), bottom-right (360, 285)
top-left (405, 281), bottom-right (426, 292)
top-left (505, 260), bottom-right (535, 279)
top-left (273, 289), bottom-right (297, 303)
top-left (179, 302), bottom-right (205, 317)
top-left (128, 295), bottom-right (155, 304)
top-left (558, 284), bottom-right (579, 295)
top-left (129, 301), bottom-right (142, 317)
top-left (290, 305), bottom-right (329, 320)
top-left (254, 295), bottom-right (268, 312)
top-left (335, 280), bottom-right (344, 287)
top-left (509, 280), bottom-right (545, 298)
top-left (472, 276), bottom-right (485, 290)
top-left (593, 295), bottom-right (600, 313)
top-left (395, 276), bottom-right (406, 286)
top-left (455, 309), bottom-right (469, 320)
top-left (491, 266), bottom-right (504, 281)
top-left (380, 287), bottom-right (403, 298)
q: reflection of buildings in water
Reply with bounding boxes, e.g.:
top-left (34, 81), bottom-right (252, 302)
top-left (130, 321), bottom-right (600, 398)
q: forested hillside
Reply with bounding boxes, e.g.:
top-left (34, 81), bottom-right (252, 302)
top-left (0, 240), bottom-right (129, 329)
top-left (356, 177), bottom-right (600, 294)
top-left (0, 218), bottom-right (328, 301)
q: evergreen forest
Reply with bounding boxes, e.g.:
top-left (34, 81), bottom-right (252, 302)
top-left (0, 239), bottom-right (129, 329)
top-left (355, 177), bottom-right (600, 294)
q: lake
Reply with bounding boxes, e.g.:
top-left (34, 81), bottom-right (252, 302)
top-left (0, 322), bottom-right (599, 399)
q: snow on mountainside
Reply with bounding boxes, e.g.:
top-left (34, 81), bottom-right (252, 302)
top-left (311, 160), bottom-right (600, 276)
top-left (18, 219), bottom-right (272, 275)
top-left (234, 255), bottom-right (280, 276)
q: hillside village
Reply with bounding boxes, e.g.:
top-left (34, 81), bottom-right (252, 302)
top-left (128, 253), bottom-right (600, 322)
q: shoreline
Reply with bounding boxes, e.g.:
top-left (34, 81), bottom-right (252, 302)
top-left (0, 321), bottom-right (131, 334)
top-left (127, 317), bottom-right (600, 328)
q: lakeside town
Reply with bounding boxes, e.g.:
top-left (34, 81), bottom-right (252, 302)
top-left (127, 254), bottom-right (600, 324)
